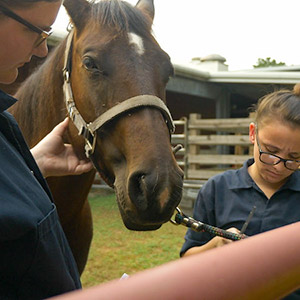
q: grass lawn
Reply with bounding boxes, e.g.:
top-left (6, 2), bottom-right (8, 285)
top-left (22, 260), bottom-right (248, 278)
top-left (81, 189), bottom-right (187, 287)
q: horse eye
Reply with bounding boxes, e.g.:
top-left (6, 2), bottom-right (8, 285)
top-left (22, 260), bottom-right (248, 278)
top-left (82, 57), bottom-right (98, 71)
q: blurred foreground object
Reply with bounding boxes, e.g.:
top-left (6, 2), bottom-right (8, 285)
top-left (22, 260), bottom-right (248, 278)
top-left (49, 222), bottom-right (300, 300)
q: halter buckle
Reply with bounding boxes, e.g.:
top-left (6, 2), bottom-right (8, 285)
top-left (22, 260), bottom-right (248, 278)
top-left (81, 124), bottom-right (97, 157)
top-left (63, 68), bottom-right (70, 83)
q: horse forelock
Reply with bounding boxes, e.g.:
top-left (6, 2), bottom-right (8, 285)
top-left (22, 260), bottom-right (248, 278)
top-left (90, 0), bottom-right (152, 36)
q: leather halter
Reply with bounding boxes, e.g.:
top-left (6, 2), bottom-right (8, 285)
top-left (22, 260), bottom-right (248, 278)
top-left (62, 30), bottom-right (175, 159)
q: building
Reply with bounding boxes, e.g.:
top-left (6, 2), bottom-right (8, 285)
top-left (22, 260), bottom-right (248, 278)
top-left (167, 54), bottom-right (300, 121)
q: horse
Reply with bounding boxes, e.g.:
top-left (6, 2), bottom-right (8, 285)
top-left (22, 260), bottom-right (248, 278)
top-left (9, 0), bottom-right (184, 275)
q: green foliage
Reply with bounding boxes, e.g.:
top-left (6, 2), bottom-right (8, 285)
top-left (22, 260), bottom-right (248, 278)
top-left (253, 57), bottom-right (286, 68)
top-left (81, 190), bottom-right (187, 287)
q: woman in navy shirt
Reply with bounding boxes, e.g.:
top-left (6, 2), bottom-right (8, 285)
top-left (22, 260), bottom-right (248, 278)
top-left (181, 84), bottom-right (300, 299)
top-left (0, 1), bottom-right (93, 299)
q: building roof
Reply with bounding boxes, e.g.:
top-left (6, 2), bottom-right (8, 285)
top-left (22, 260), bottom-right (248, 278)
top-left (173, 62), bottom-right (300, 85)
top-left (170, 61), bottom-right (300, 101)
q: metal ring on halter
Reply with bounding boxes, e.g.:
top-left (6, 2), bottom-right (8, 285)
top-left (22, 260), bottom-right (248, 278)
top-left (169, 207), bottom-right (183, 225)
top-left (172, 144), bottom-right (183, 154)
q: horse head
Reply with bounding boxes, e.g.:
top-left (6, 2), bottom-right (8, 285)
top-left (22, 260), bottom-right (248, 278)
top-left (62, 0), bottom-right (183, 230)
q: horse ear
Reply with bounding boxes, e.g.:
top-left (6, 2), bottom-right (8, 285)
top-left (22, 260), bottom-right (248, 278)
top-left (136, 0), bottom-right (155, 22)
top-left (63, 0), bottom-right (91, 31)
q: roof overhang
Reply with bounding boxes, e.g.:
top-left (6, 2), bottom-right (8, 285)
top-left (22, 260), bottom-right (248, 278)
top-left (173, 63), bottom-right (300, 85)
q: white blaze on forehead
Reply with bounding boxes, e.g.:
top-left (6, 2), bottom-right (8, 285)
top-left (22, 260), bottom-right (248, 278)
top-left (128, 32), bottom-right (145, 56)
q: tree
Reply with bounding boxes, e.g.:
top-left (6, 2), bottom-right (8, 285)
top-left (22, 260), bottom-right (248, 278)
top-left (253, 57), bottom-right (286, 68)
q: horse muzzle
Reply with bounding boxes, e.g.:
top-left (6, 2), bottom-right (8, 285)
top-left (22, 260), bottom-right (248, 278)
top-left (115, 164), bottom-right (183, 230)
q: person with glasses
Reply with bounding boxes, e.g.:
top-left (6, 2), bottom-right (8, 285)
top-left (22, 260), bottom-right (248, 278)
top-left (0, 1), bottom-right (93, 299)
top-left (180, 83), bottom-right (300, 299)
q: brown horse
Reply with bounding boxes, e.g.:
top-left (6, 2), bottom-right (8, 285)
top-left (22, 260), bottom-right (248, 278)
top-left (9, 0), bottom-right (183, 275)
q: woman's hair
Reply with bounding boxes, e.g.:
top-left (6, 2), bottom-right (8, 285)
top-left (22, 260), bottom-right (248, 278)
top-left (0, 0), bottom-right (59, 9)
top-left (254, 83), bottom-right (300, 129)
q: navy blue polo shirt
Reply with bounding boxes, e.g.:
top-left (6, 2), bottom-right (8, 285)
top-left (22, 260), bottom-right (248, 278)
top-left (181, 159), bottom-right (300, 299)
top-left (0, 90), bottom-right (81, 299)
top-left (181, 158), bottom-right (300, 254)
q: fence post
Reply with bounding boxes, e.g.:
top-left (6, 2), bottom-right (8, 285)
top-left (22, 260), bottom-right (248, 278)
top-left (188, 113), bottom-right (201, 178)
top-left (182, 117), bottom-right (188, 179)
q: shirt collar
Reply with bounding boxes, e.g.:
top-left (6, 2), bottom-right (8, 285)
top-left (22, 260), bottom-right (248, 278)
top-left (283, 170), bottom-right (300, 191)
top-left (0, 89), bottom-right (17, 112)
top-left (228, 158), bottom-right (255, 189)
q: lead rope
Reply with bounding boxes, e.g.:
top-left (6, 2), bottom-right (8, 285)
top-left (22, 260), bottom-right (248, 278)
top-left (170, 207), bottom-right (246, 241)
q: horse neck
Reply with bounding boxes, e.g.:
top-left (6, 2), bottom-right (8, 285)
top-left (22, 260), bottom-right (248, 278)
top-left (12, 42), bottom-right (67, 146)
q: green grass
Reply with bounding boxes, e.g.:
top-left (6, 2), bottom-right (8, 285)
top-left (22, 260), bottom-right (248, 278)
top-left (81, 190), bottom-right (187, 287)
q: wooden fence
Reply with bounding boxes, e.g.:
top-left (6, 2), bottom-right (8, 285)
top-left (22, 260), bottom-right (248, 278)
top-left (172, 113), bottom-right (254, 214)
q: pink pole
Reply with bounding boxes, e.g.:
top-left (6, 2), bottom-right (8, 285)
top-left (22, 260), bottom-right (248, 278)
top-left (49, 222), bottom-right (300, 300)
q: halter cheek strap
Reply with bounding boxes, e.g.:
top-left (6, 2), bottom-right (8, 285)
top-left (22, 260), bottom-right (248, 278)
top-left (62, 29), bottom-right (175, 158)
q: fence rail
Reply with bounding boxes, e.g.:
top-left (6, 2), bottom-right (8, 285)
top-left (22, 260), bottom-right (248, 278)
top-left (171, 113), bottom-right (254, 186)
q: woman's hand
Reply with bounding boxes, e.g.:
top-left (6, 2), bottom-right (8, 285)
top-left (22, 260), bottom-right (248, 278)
top-left (212, 227), bottom-right (241, 248)
top-left (31, 118), bottom-right (94, 178)
top-left (183, 227), bottom-right (241, 257)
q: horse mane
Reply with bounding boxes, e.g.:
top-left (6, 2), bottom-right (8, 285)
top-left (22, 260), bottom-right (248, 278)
top-left (91, 0), bottom-right (152, 37)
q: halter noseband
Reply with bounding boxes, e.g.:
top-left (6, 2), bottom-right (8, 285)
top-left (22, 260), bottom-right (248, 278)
top-left (62, 30), bottom-right (175, 158)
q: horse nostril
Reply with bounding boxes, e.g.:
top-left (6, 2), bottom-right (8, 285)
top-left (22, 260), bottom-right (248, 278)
top-left (128, 172), bottom-right (148, 211)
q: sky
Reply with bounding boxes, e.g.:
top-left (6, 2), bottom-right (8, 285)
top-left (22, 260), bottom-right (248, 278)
top-left (52, 0), bottom-right (300, 71)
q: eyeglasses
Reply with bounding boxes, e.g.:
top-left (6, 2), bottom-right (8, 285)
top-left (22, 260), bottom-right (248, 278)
top-left (256, 134), bottom-right (300, 171)
top-left (0, 4), bottom-right (52, 48)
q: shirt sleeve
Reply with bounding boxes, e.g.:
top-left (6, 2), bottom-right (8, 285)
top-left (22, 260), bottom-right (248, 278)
top-left (180, 179), bottom-right (216, 256)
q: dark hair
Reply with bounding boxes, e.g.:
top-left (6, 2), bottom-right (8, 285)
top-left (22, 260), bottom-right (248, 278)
top-left (0, 0), bottom-right (59, 9)
top-left (254, 83), bottom-right (300, 128)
